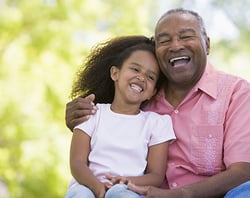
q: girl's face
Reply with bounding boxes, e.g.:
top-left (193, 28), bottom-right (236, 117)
top-left (110, 50), bottom-right (159, 105)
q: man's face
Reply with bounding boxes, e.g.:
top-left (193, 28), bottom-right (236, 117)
top-left (155, 12), bottom-right (210, 88)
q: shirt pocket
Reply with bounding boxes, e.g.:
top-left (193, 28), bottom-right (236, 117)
top-left (190, 125), bottom-right (224, 176)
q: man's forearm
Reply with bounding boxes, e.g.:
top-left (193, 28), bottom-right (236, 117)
top-left (181, 162), bottom-right (250, 198)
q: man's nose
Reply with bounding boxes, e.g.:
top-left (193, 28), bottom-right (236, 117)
top-left (169, 37), bottom-right (184, 51)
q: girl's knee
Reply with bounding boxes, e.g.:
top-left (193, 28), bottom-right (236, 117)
top-left (65, 184), bottom-right (95, 198)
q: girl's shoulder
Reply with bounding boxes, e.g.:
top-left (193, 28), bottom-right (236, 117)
top-left (140, 110), bottom-right (171, 122)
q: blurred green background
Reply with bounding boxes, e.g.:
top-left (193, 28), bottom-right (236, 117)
top-left (0, 0), bottom-right (249, 197)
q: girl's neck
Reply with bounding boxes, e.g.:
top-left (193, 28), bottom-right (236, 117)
top-left (110, 101), bottom-right (141, 115)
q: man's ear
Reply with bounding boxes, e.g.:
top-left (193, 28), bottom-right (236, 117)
top-left (206, 36), bottom-right (210, 55)
top-left (110, 66), bottom-right (119, 81)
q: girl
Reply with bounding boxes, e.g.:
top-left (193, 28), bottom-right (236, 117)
top-left (65, 35), bottom-right (175, 198)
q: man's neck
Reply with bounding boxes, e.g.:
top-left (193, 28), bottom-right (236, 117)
top-left (164, 83), bottom-right (192, 108)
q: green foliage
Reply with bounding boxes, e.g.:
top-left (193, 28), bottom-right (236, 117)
top-left (208, 0), bottom-right (250, 80)
top-left (0, 0), bottom-right (153, 197)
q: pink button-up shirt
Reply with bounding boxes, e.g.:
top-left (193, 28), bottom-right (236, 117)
top-left (144, 63), bottom-right (250, 189)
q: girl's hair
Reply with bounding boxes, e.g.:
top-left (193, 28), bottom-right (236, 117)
top-left (71, 35), bottom-right (165, 104)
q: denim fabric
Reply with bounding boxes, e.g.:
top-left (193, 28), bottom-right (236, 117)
top-left (65, 184), bottom-right (95, 198)
top-left (105, 184), bottom-right (144, 198)
top-left (224, 181), bottom-right (250, 198)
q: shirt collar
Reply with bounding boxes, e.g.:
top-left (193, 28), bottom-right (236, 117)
top-left (194, 62), bottom-right (218, 99)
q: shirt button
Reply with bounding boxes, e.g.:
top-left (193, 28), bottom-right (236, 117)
top-left (208, 134), bottom-right (213, 138)
top-left (172, 182), bottom-right (178, 187)
top-left (174, 109), bottom-right (179, 114)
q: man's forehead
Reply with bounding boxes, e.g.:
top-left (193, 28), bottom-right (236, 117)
top-left (158, 12), bottom-right (197, 25)
top-left (156, 13), bottom-right (199, 33)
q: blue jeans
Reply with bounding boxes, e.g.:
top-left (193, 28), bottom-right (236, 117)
top-left (65, 184), bottom-right (95, 198)
top-left (105, 184), bottom-right (144, 198)
top-left (65, 183), bottom-right (144, 198)
top-left (224, 181), bottom-right (250, 198)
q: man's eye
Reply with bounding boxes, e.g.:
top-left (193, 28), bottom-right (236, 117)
top-left (131, 67), bottom-right (139, 72)
top-left (180, 35), bottom-right (194, 40)
top-left (157, 37), bottom-right (171, 44)
top-left (159, 39), bottom-right (170, 44)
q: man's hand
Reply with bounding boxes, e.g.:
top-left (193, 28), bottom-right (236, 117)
top-left (127, 182), bottom-right (148, 195)
top-left (65, 94), bottom-right (97, 131)
top-left (128, 183), bottom-right (185, 198)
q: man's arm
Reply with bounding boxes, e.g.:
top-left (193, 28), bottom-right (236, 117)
top-left (180, 162), bottom-right (250, 198)
top-left (65, 94), bottom-right (97, 131)
top-left (129, 162), bottom-right (250, 198)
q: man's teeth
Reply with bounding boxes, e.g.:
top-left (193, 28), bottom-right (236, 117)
top-left (131, 84), bottom-right (143, 92)
top-left (170, 56), bottom-right (189, 63)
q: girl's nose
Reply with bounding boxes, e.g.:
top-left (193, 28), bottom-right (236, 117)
top-left (136, 75), bottom-right (145, 81)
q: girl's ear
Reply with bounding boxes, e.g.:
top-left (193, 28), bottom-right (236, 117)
top-left (110, 66), bottom-right (119, 81)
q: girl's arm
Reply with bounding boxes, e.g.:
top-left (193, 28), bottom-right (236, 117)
top-left (70, 129), bottom-right (106, 197)
top-left (128, 142), bottom-right (168, 186)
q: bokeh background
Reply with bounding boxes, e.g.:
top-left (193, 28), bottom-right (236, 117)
top-left (1, 0), bottom-right (250, 197)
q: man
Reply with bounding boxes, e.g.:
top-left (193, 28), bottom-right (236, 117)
top-left (65, 8), bottom-right (250, 197)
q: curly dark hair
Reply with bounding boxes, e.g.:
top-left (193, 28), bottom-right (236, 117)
top-left (71, 35), bottom-right (165, 104)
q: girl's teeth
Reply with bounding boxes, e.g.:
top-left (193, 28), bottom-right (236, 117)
top-left (131, 84), bottom-right (142, 92)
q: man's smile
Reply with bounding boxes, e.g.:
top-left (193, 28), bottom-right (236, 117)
top-left (169, 56), bottom-right (190, 67)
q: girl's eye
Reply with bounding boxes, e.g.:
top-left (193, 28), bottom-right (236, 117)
top-left (147, 75), bottom-right (155, 81)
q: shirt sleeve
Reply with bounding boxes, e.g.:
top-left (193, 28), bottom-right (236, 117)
top-left (224, 79), bottom-right (250, 166)
top-left (74, 111), bottom-right (98, 137)
top-left (148, 113), bottom-right (176, 147)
